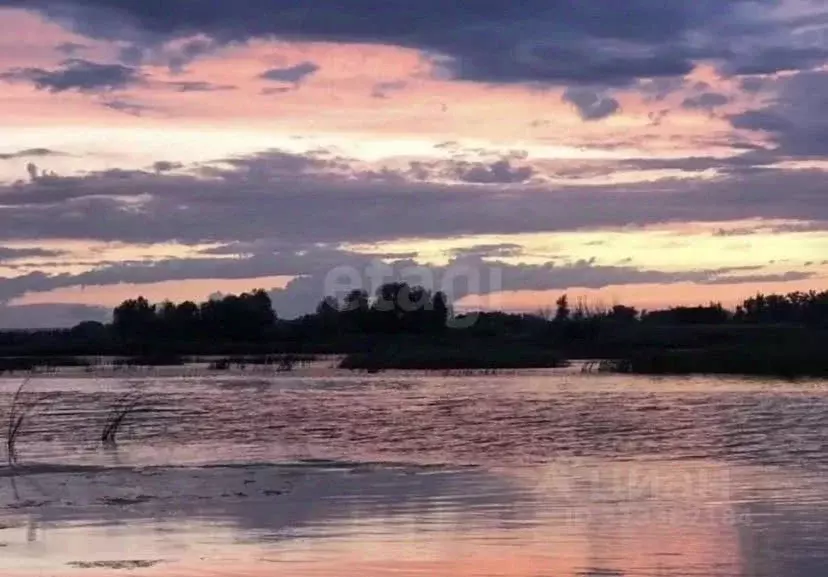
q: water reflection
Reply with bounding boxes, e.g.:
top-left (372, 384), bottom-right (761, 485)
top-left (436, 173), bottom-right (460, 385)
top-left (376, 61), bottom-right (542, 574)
top-left (0, 370), bottom-right (827, 576)
top-left (1, 458), bottom-right (826, 576)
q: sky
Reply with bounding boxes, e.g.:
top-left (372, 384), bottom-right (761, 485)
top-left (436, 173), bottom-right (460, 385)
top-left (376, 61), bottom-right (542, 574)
top-left (0, 0), bottom-right (826, 328)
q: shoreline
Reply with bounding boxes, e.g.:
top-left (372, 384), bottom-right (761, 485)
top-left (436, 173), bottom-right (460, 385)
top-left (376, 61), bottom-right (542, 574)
top-left (1, 348), bottom-right (828, 377)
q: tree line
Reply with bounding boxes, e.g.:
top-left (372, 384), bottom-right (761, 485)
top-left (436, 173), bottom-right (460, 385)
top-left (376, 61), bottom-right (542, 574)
top-left (545, 290), bottom-right (828, 326)
top-left (2, 286), bottom-right (828, 358)
top-left (107, 287), bottom-right (828, 343)
top-left (113, 290), bottom-right (276, 341)
top-left (111, 283), bottom-right (451, 342)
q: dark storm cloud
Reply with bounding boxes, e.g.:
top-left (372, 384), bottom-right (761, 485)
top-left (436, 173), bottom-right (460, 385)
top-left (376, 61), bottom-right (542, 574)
top-left (0, 58), bottom-right (143, 92)
top-left (729, 70), bottom-right (828, 157)
top-left (562, 88), bottom-right (621, 121)
top-left (720, 46), bottom-right (828, 76)
top-left (2, 0), bottom-right (822, 87)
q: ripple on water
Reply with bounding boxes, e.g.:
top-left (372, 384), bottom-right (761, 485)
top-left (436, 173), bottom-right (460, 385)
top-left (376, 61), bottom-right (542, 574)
top-left (0, 370), bottom-right (827, 577)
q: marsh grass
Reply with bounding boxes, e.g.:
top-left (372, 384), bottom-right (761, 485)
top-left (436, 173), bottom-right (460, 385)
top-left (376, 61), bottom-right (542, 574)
top-left (339, 346), bottom-right (566, 371)
top-left (112, 354), bottom-right (187, 369)
top-left (581, 359), bottom-right (632, 373)
top-left (4, 377), bottom-right (55, 466)
top-left (6, 378), bottom-right (30, 465)
top-left (207, 354), bottom-right (316, 371)
top-left (101, 391), bottom-right (145, 446)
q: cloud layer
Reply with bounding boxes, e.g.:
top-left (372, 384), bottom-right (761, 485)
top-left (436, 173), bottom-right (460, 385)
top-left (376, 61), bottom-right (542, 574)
top-left (3, 0), bottom-right (825, 89)
top-left (0, 146), bottom-right (826, 317)
top-left (0, 1), bottom-right (825, 324)
top-left (2, 149), bottom-right (826, 246)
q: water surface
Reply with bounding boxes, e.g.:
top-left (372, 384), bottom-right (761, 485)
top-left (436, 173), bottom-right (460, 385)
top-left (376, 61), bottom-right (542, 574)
top-left (1, 367), bottom-right (826, 576)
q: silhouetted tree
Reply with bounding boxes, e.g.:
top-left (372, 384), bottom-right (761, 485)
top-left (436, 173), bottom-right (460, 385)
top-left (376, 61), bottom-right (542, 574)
top-left (342, 289), bottom-right (370, 333)
top-left (98, 286), bottom-right (828, 357)
top-left (343, 289), bottom-right (369, 312)
top-left (69, 320), bottom-right (108, 343)
top-left (554, 294), bottom-right (570, 322)
top-left (316, 296), bottom-right (341, 335)
top-left (642, 303), bottom-right (729, 325)
top-left (606, 305), bottom-right (638, 323)
top-left (431, 291), bottom-right (449, 332)
top-left (736, 290), bottom-right (828, 326)
top-left (372, 282), bottom-right (408, 332)
top-left (113, 297), bottom-right (156, 339)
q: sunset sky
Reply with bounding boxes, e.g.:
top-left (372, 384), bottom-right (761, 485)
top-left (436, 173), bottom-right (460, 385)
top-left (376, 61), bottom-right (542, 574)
top-left (0, 0), bottom-right (826, 327)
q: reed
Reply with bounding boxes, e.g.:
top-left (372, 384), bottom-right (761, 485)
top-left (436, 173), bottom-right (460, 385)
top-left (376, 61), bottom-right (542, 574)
top-left (101, 392), bottom-right (143, 446)
top-left (207, 354), bottom-right (317, 371)
top-left (112, 354), bottom-right (186, 368)
top-left (339, 346), bottom-right (566, 371)
top-left (5, 377), bottom-right (34, 465)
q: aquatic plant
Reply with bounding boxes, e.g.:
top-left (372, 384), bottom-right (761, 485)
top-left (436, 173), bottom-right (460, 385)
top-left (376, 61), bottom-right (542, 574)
top-left (5, 377), bottom-right (34, 465)
top-left (208, 358), bottom-right (231, 371)
top-left (581, 359), bottom-right (631, 373)
top-left (339, 346), bottom-right (567, 371)
top-left (207, 354), bottom-right (316, 371)
top-left (101, 392), bottom-right (144, 446)
top-left (112, 354), bottom-right (186, 369)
